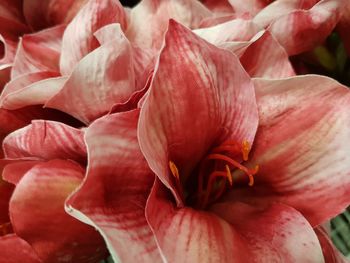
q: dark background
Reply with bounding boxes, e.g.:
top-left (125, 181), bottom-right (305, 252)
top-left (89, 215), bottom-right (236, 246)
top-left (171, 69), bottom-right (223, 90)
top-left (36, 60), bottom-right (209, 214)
top-left (120, 0), bottom-right (140, 7)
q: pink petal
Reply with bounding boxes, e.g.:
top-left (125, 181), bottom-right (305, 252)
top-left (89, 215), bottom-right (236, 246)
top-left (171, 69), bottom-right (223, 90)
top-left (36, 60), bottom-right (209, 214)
top-left (193, 19), bottom-right (259, 44)
top-left (11, 25), bottom-right (65, 79)
top-left (267, 0), bottom-right (346, 55)
top-left (47, 28), bottom-right (137, 124)
top-left (0, 234), bottom-right (41, 263)
top-left (66, 110), bottom-right (162, 262)
top-left (3, 120), bottom-right (86, 163)
top-left (0, 72), bottom-right (61, 109)
top-left (228, 0), bottom-right (273, 16)
top-left (126, 0), bottom-right (211, 50)
top-left (146, 180), bottom-right (325, 263)
top-left (239, 30), bottom-right (296, 78)
top-left (225, 75), bottom-right (350, 226)
top-left (23, 0), bottom-right (88, 30)
top-left (138, 20), bottom-right (258, 205)
top-left (315, 226), bottom-right (350, 263)
top-left (59, 0), bottom-right (127, 75)
top-left (201, 0), bottom-right (234, 14)
top-left (9, 159), bottom-right (107, 263)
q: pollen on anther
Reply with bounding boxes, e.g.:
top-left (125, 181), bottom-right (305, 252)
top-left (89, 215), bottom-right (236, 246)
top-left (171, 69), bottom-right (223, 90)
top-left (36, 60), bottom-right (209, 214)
top-left (242, 140), bottom-right (251, 161)
top-left (225, 165), bottom-right (233, 186)
top-left (169, 161), bottom-right (180, 180)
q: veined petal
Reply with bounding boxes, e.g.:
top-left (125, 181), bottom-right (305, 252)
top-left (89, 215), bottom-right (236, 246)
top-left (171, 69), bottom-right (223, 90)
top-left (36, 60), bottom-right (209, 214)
top-left (0, 234), bottom-right (41, 263)
top-left (267, 0), bottom-right (346, 55)
top-left (3, 120), bottom-right (86, 163)
top-left (126, 0), bottom-right (212, 50)
top-left (239, 30), bottom-right (295, 78)
top-left (66, 110), bottom-right (162, 263)
top-left (11, 25), bottom-right (65, 79)
top-left (193, 19), bottom-right (259, 45)
top-left (315, 226), bottom-right (350, 263)
top-left (226, 75), bottom-right (350, 226)
top-left (47, 26), bottom-right (136, 124)
top-left (23, 0), bottom-right (88, 30)
top-left (146, 180), bottom-right (325, 263)
top-left (9, 160), bottom-right (107, 263)
top-left (138, 20), bottom-right (258, 205)
top-left (59, 0), bottom-right (127, 75)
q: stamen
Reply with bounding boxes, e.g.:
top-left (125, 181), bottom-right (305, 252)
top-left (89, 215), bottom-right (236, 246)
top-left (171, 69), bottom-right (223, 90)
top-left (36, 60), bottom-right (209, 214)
top-left (242, 140), bottom-right (251, 161)
top-left (169, 161), bottom-right (180, 180)
top-left (225, 165), bottom-right (232, 186)
top-left (206, 153), bottom-right (258, 187)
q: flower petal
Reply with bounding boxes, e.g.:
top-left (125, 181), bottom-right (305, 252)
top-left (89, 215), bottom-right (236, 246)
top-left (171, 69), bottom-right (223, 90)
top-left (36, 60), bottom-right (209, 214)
top-left (59, 0), bottom-right (127, 75)
top-left (146, 179), bottom-right (325, 263)
top-left (239, 30), bottom-right (295, 78)
top-left (267, 0), bottom-right (346, 55)
top-left (193, 19), bottom-right (259, 45)
top-left (47, 32), bottom-right (137, 124)
top-left (2, 160), bottom-right (43, 185)
top-left (315, 226), bottom-right (350, 263)
top-left (9, 159), bottom-right (107, 263)
top-left (0, 1), bottom-right (29, 38)
top-left (23, 0), bottom-right (88, 30)
top-left (228, 0), bottom-right (273, 16)
top-left (226, 75), bottom-right (350, 226)
top-left (138, 20), bottom-right (258, 205)
top-left (126, 0), bottom-right (211, 50)
top-left (66, 110), bottom-right (162, 263)
top-left (0, 234), bottom-right (41, 263)
top-left (11, 25), bottom-right (65, 79)
top-left (3, 120), bottom-right (86, 163)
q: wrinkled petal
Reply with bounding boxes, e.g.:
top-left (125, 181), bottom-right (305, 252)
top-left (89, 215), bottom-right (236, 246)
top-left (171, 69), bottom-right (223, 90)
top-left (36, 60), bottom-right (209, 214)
top-left (138, 20), bottom-right (258, 205)
top-left (193, 19), bottom-right (259, 45)
top-left (146, 180), bottom-right (325, 263)
top-left (59, 0), bottom-right (127, 75)
top-left (3, 120), bottom-right (86, 163)
top-left (11, 25), bottom-right (65, 79)
top-left (126, 0), bottom-right (211, 50)
top-left (224, 75), bottom-right (350, 226)
top-left (239, 30), bottom-right (295, 78)
top-left (9, 159), bottom-right (107, 263)
top-left (0, 234), bottom-right (41, 263)
top-left (0, 72), bottom-right (61, 109)
top-left (66, 110), bottom-right (161, 263)
top-left (23, 0), bottom-right (88, 30)
top-left (47, 28), bottom-right (136, 124)
top-left (267, 0), bottom-right (346, 55)
top-left (315, 226), bottom-right (350, 263)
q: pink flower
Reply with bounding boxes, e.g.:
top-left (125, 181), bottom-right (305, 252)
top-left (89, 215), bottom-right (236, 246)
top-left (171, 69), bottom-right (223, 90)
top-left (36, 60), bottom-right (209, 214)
top-left (66, 20), bottom-right (350, 262)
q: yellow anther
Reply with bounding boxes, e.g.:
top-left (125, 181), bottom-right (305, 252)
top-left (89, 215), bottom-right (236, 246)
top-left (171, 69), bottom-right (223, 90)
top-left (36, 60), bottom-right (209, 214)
top-left (242, 140), bottom-right (251, 161)
top-left (169, 161), bottom-right (180, 180)
top-left (225, 165), bottom-right (233, 186)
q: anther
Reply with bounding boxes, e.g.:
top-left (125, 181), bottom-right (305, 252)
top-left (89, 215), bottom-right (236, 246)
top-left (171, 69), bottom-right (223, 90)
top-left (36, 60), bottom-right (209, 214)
top-left (169, 161), bottom-right (180, 180)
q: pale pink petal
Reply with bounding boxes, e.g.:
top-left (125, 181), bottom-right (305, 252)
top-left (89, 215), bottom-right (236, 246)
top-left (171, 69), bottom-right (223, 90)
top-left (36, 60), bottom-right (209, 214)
top-left (315, 226), bottom-right (350, 263)
top-left (67, 110), bottom-right (162, 263)
top-left (267, 0), bottom-right (346, 55)
top-left (193, 19), bottom-right (259, 45)
top-left (23, 0), bottom-right (88, 30)
top-left (224, 75), bottom-right (350, 226)
top-left (239, 30), bottom-right (296, 78)
top-left (9, 160), bottom-right (107, 263)
top-left (59, 0), bottom-right (127, 75)
top-left (0, 72), bottom-right (61, 108)
top-left (146, 180), bottom-right (325, 263)
top-left (3, 120), bottom-right (86, 163)
top-left (11, 25), bottom-right (65, 79)
top-left (199, 14), bottom-right (238, 28)
top-left (47, 30), bottom-right (137, 124)
top-left (0, 35), bottom-right (17, 65)
top-left (0, 234), bottom-right (41, 263)
top-left (228, 0), bottom-right (273, 16)
top-left (0, 179), bottom-right (13, 225)
top-left (1, 76), bottom-right (66, 110)
top-left (126, 0), bottom-right (212, 50)
top-left (138, 20), bottom-right (258, 205)
top-left (253, 0), bottom-right (319, 27)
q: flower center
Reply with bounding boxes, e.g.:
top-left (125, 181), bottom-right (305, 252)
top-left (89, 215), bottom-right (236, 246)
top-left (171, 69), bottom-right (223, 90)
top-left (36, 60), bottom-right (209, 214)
top-left (169, 140), bottom-right (259, 209)
top-left (0, 222), bottom-right (13, 236)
